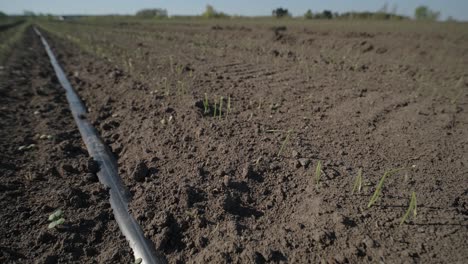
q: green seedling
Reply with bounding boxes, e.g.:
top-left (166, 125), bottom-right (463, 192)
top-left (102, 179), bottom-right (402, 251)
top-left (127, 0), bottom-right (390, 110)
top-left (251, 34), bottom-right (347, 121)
top-left (162, 77), bottom-right (169, 96)
top-left (219, 96), bottom-right (224, 119)
top-left (48, 209), bottom-right (63, 221)
top-left (257, 100), bottom-right (263, 109)
top-left (277, 129), bottom-right (292, 157)
top-left (400, 191), bottom-right (417, 225)
top-left (48, 218), bottom-right (65, 229)
top-left (176, 81), bottom-right (183, 95)
top-left (203, 93), bottom-right (209, 114)
top-left (367, 168), bottom-right (403, 208)
top-left (48, 209), bottom-right (65, 229)
top-left (315, 161), bottom-right (322, 185)
top-left (169, 56), bottom-right (174, 73)
top-left (451, 77), bottom-right (464, 105)
top-left (227, 96), bottom-right (231, 114)
top-left (352, 168), bottom-right (363, 194)
top-left (176, 64), bottom-right (184, 75)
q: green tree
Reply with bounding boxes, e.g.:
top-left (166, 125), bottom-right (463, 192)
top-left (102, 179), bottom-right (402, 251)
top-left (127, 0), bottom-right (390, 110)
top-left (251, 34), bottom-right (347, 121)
top-left (415, 5), bottom-right (440, 21)
top-left (304, 9), bottom-right (313, 19)
top-left (202, 5), bottom-right (227, 18)
top-left (0, 11), bottom-right (7, 18)
top-left (272, 8), bottom-right (290, 18)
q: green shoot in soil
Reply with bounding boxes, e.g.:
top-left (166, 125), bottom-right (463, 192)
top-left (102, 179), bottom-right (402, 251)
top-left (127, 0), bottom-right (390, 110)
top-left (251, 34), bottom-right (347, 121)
top-left (315, 161), bottom-right (322, 185)
top-left (451, 77), bottom-right (464, 105)
top-left (400, 191), bottom-right (417, 225)
top-left (163, 77), bottom-right (169, 96)
top-left (352, 168), bottom-right (363, 194)
top-left (48, 209), bottom-right (65, 229)
top-left (367, 168), bottom-right (403, 208)
top-left (203, 93), bottom-right (209, 114)
top-left (277, 129), bottom-right (292, 156)
top-left (169, 55), bottom-right (174, 73)
top-left (227, 96), bottom-right (231, 115)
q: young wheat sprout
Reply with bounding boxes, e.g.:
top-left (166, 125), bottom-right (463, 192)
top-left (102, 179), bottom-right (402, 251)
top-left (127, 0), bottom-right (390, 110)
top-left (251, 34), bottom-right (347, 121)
top-left (277, 129), bottom-right (292, 156)
top-left (315, 161), bottom-right (322, 185)
top-left (400, 191), bottom-right (417, 225)
top-left (169, 55), bottom-right (174, 73)
top-left (352, 168), bottom-right (363, 194)
top-left (227, 95), bottom-right (231, 115)
top-left (163, 77), bottom-right (169, 96)
top-left (367, 168), bottom-right (403, 208)
top-left (203, 93), bottom-right (209, 114)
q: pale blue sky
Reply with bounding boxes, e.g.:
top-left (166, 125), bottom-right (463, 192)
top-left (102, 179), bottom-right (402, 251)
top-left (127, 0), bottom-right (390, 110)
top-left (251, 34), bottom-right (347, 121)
top-left (1, 1), bottom-right (467, 20)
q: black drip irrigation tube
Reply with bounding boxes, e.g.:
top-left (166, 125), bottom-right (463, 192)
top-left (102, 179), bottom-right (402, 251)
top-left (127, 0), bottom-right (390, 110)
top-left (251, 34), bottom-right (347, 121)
top-left (33, 27), bottom-right (165, 264)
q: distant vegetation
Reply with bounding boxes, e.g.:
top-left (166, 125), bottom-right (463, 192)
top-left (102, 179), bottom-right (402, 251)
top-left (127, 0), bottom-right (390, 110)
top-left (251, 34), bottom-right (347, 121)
top-left (202, 5), bottom-right (228, 18)
top-left (136, 8), bottom-right (168, 18)
top-left (303, 4), bottom-right (408, 20)
top-left (5, 4), bottom-right (446, 22)
top-left (414, 5), bottom-right (440, 21)
top-left (272, 8), bottom-right (291, 18)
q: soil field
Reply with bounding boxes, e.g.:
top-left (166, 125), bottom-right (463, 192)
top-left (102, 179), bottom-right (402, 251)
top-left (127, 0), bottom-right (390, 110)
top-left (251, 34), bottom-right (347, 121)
top-left (1, 19), bottom-right (468, 263)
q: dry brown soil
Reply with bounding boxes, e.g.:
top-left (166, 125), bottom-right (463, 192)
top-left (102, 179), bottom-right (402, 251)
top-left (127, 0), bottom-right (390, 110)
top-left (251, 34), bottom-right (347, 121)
top-left (1, 20), bottom-right (468, 263)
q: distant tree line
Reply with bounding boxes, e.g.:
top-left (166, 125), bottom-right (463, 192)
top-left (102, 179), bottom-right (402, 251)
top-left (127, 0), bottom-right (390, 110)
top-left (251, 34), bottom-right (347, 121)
top-left (135, 8), bottom-right (168, 18)
top-left (302, 7), bottom-right (407, 20)
top-left (4, 4), bottom-right (446, 22)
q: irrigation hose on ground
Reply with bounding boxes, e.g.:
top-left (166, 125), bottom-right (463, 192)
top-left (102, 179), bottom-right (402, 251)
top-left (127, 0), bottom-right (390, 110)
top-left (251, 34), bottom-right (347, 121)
top-left (33, 27), bottom-right (165, 264)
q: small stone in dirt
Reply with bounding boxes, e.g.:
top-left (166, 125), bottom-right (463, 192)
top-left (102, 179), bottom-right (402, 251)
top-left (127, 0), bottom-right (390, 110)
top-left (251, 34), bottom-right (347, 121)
top-left (269, 162), bottom-right (281, 171)
top-left (223, 175), bottom-right (232, 187)
top-left (59, 163), bottom-right (75, 176)
top-left (195, 127), bottom-right (204, 138)
top-left (298, 158), bottom-right (310, 167)
top-left (292, 150), bottom-right (300, 158)
top-left (291, 159), bottom-right (301, 169)
top-left (87, 158), bottom-right (100, 173)
top-left (241, 164), bottom-right (253, 179)
top-left (333, 254), bottom-right (348, 264)
top-left (34, 110), bottom-right (40, 115)
top-left (313, 230), bottom-right (335, 247)
top-left (132, 161), bottom-right (148, 182)
top-left (362, 235), bottom-right (377, 249)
